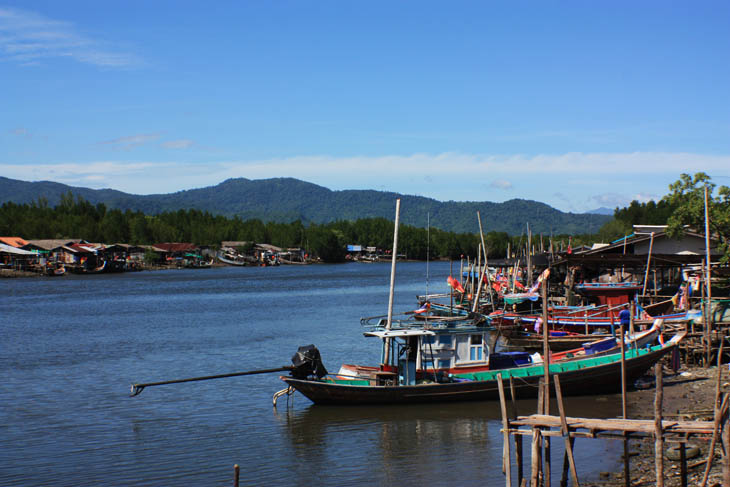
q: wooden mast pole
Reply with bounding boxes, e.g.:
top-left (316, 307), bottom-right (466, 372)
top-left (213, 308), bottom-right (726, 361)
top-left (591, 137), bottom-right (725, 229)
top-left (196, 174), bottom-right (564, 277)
top-left (654, 363), bottom-right (664, 487)
top-left (641, 232), bottom-right (655, 301)
top-left (383, 198), bottom-right (401, 367)
top-left (541, 276), bottom-right (551, 487)
top-left (621, 325), bottom-right (630, 487)
top-left (704, 186), bottom-right (713, 367)
top-left (527, 223), bottom-right (533, 288)
top-left (477, 211), bottom-right (496, 312)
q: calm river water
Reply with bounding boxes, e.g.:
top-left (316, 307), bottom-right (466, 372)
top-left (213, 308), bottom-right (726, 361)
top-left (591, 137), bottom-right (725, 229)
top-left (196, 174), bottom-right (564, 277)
top-left (2, 262), bottom-right (622, 486)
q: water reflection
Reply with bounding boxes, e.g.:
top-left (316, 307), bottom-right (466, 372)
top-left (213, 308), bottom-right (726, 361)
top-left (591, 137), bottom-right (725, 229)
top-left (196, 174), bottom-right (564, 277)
top-left (274, 394), bottom-right (623, 486)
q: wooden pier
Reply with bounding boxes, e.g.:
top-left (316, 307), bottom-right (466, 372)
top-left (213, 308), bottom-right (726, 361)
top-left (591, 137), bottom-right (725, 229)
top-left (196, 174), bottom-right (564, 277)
top-left (497, 358), bottom-right (730, 487)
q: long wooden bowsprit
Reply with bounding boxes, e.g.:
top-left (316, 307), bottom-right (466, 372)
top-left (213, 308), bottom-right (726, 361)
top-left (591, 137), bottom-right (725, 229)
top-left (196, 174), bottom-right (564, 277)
top-left (130, 366), bottom-right (293, 397)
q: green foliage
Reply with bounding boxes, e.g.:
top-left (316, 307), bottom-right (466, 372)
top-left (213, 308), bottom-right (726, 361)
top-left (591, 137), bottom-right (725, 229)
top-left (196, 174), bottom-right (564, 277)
top-left (612, 199), bottom-right (677, 227)
top-left (663, 172), bottom-right (730, 262)
top-left (0, 194), bottom-right (511, 262)
top-left (595, 218), bottom-right (633, 243)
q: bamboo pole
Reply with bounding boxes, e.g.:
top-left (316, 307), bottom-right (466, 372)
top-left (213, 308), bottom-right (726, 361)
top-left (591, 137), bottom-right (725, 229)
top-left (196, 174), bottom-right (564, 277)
top-left (498, 374), bottom-right (512, 487)
top-left (724, 412), bottom-right (730, 487)
top-left (701, 337), bottom-right (725, 487)
top-left (527, 223), bottom-right (533, 288)
top-left (542, 278), bottom-right (550, 403)
top-left (542, 277), bottom-right (551, 487)
top-left (621, 234), bottom-right (627, 280)
top-left (554, 375), bottom-right (580, 487)
top-left (641, 232), bottom-right (655, 300)
top-left (531, 380), bottom-right (545, 487)
top-left (472, 257), bottom-right (486, 314)
top-left (384, 198), bottom-right (401, 366)
top-left (620, 326), bottom-right (630, 487)
top-left (510, 377), bottom-right (523, 486)
top-left (654, 363), bottom-right (664, 487)
top-left (450, 260), bottom-right (454, 314)
top-left (704, 187), bottom-right (713, 351)
top-left (477, 211), bottom-right (496, 312)
top-left (679, 440), bottom-right (687, 487)
top-left (234, 464), bottom-right (240, 487)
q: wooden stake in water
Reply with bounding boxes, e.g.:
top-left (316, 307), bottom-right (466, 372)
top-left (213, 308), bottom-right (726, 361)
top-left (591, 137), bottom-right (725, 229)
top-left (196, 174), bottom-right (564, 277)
top-left (654, 363), bottom-right (664, 487)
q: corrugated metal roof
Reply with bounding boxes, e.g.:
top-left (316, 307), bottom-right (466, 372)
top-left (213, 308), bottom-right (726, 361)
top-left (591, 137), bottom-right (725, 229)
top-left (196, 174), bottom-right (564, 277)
top-left (153, 242), bottom-right (199, 252)
top-left (0, 243), bottom-right (37, 255)
top-left (26, 239), bottom-right (83, 250)
top-left (0, 237), bottom-right (29, 248)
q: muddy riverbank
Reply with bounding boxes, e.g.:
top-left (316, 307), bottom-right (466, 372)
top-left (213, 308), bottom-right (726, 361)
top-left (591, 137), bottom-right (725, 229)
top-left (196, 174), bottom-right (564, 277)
top-left (586, 361), bottom-right (728, 487)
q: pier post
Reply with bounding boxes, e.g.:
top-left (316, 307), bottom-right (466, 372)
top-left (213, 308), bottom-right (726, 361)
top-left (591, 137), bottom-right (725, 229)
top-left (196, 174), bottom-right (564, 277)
top-left (701, 337), bottom-right (725, 487)
top-left (554, 375), bottom-right (579, 487)
top-left (498, 374), bottom-right (512, 487)
top-left (531, 380), bottom-right (545, 487)
top-left (510, 377), bottom-right (524, 485)
top-left (654, 363), bottom-right (664, 487)
top-left (620, 326), bottom-right (630, 487)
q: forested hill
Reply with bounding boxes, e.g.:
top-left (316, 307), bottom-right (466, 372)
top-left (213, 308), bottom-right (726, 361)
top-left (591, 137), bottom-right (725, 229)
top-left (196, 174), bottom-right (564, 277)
top-left (0, 176), bottom-right (609, 235)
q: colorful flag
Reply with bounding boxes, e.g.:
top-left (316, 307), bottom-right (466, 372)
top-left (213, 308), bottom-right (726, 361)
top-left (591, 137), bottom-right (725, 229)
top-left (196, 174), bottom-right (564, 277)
top-left (447, 276), bottom-right (465, 294)
top-left (414, 301), bottom-right (431, 314)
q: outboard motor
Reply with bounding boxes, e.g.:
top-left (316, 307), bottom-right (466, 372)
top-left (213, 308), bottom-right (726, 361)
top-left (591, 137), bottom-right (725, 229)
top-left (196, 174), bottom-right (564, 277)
top-left (290, 345), bottom-right (328, 379)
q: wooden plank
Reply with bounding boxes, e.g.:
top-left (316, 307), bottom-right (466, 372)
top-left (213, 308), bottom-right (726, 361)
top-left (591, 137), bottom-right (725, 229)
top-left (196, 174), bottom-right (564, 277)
top-left (510, 415), bottom-right (714, 434)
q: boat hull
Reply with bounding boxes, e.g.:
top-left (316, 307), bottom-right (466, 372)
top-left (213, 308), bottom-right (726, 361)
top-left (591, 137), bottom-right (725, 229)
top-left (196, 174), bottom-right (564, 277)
top-left (282, 337), bottom-right (681, 405)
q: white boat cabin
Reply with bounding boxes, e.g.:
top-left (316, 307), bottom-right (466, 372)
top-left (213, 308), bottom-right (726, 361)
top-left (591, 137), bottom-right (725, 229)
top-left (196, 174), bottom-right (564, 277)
top-left (364, 328), bottom-right (492, 385)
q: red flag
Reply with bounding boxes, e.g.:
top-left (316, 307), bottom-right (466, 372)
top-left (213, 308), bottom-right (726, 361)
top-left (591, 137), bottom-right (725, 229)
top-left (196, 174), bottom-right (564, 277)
top-left (447, 276), bottom-right (465, 294)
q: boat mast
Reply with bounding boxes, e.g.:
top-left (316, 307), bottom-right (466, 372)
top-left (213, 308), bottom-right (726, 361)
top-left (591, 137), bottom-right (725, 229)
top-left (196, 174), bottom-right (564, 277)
top-left (383, 198), bottom-right (401, 367)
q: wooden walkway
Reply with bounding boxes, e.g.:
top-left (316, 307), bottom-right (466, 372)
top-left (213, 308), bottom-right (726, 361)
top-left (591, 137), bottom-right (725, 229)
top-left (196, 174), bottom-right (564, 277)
top-left (497, 359), bottom-right (730, 487)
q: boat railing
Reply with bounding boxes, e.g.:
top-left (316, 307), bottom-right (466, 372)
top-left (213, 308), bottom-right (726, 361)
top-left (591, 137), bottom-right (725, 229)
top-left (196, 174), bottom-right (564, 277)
top-left (360, 312), bottom-right (490, 331)
top-left (575, 281), bottom-right (640, 289)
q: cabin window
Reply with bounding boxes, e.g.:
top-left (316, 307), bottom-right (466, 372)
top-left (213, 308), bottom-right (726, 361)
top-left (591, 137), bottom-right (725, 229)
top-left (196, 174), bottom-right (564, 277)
top-left (438, 359), bottom-right (451, 369)
top-left (438, 335), bottom-right (452, 346)
top-left (469, 335), bottom-right (484, 361)
top-left (423, 335), bottom-right (436, 345)
top-left (422, 360), bottom-right (434, 369)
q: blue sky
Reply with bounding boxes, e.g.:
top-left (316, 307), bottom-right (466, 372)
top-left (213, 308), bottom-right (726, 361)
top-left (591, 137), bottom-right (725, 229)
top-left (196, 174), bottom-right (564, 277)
top-left (2, 1), bottom-right (729, 212)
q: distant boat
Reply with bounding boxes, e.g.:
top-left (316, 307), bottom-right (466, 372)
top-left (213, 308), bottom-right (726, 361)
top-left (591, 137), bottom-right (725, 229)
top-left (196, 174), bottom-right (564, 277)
top-left (45, 263), bottom-right (66, 277)
top-left (217, 253), bottom-right (247, 266)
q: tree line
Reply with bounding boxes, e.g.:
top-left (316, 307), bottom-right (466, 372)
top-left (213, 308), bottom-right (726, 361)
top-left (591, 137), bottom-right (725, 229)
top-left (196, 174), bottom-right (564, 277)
top-left (0, 192), bottom-right (541, 262)
top-left (3, 173), bottom-right (724, 262)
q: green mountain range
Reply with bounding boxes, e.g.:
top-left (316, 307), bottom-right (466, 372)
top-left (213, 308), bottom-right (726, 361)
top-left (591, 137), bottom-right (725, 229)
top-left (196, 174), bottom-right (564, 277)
top-left (0, 176), bottom-right (610, 235)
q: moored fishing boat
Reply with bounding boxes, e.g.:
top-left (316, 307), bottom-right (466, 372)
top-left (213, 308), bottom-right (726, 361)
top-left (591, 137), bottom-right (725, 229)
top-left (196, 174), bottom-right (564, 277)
top-left (280, 330), bottom-right (684, 405)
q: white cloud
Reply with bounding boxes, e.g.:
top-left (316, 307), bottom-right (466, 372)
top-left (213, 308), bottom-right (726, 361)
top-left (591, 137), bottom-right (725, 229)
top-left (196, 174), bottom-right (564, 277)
top-left (99, 133), bottom-right (161, 150)
top-left (161, 139), bottom-right (194, 149)
top-left (489, 179), bottom-right (513, 190)
top-left (631, 192), bottom-right (660, 203)
top-left (0, 161), bottom-right (172, 189)
top-left (10, 127), bottom-right (29, 136)
top-left (0, 7), bottom-right (140, 67)
top-left (590, 193), bottom-right (626, 207)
